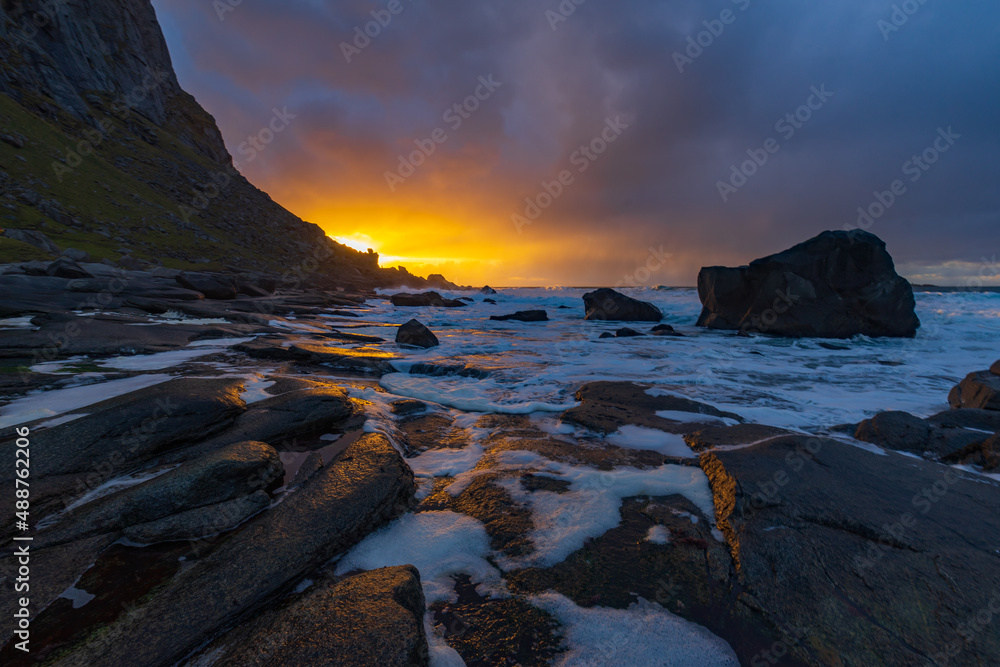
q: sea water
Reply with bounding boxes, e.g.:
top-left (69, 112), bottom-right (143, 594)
top-left (349, 287), bottom-right (1000, 432)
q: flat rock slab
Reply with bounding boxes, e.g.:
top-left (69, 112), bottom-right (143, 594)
top-left (36, 441), bottom-right (282, 548)
top-left (206, 566), bottom-right (428, 667)
top-left (53, 433), bottom-right (415, 667)
top-left (0, 315), bottom-right (243, 358)
top-left (703, 435), bottom-right (1000, 666)
top-left (561, 381), bottom-right (743, 434)
top-left (0, 377), bottom-right (246, 480)
top-left (205, 386), bottom-right (354, 449)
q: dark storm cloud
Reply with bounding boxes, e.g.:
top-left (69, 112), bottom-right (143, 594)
top-left (153, 0), bottom-right (1000, 285)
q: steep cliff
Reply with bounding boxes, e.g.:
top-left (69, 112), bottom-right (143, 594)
top-left (0, 0), bottom-right (446, 289)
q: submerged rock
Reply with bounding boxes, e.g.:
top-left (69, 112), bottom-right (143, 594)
top-left (696, 230), bottom-right (920, 338)
top-left (396, 319), bottom-right (439, 348)
top-left (582, 288), bottom-right (662, 322)
top-left (650, 324), bottom-right (683, 336)
top-left (614, 327), bottom-right (644, 337)
top-left (390, 291), bottom-right (467, 308)
top-left (490, 310), bottom-right (548, 322)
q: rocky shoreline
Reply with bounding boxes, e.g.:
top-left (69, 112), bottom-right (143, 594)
top-left (1, 240), bottom-right (998, 666)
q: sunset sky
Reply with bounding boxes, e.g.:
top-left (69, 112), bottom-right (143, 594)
top-left (154, 0), bottom-right (999, 287)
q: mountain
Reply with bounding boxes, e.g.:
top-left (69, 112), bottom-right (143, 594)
top-left (0, 0), bottom-right (453, 290)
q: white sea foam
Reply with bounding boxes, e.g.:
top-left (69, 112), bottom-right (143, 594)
top-left (494, 454), bottom-right (716, 568)
top-left (335, 510), bottom-right (503, 604)
top-left (532, 592), bottom-right (739, 666)
top-left (346, 288), bottom-right (998, 432)
top-left (645, 525), bottom-right (671, 544)
top-left (606, 425), bottom-right (695, 458)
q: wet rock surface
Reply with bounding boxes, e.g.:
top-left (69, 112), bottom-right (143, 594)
top-left (50, 433), bottom-right (415, 667)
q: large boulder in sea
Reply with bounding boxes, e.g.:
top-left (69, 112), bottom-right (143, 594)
top-left (582, 288), bottom-right (662, 322)
top-left (696, 230), bottom-right (919, 338)
top-left (396, 319), bottom-right (439, 348)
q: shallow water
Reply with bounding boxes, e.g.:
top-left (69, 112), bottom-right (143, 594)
top-left (354, 287), bottom-right (1000, 432)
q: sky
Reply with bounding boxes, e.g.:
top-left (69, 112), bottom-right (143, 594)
top-left (152, 0), bottom-right (1000, 287)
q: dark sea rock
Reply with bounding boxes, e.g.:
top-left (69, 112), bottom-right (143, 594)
top-left (582, 288), bottom-right (662, 322)
top-left (480, 285), bottom-right (498, 295)
top-left (598, 332), bottom-right (615, 339)
top-left (949, 370), bottom-right (1000, 411)
top-left (698, 436), bottom-right (1000, 666)
top-left (53, 433), bottom-right (415, 667)
top-left (396, 319), bottom-right (439, 348)
top-left (993, 360), bottom-right (1000, 376)
top-left (206, 566), bottom-right (428, 667)
top-left (483, 298), bottom-right (497, 304)
top-left (696, 230), bottom-right (920, 338)
top-left (614, 327), bottom-right (644, 337)
top-left (490, 310), bottom-right (548, 322)
top-left (650, 324), bottom-right (683, 336)
top-left (391, 291), bottom-right (467, 308)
